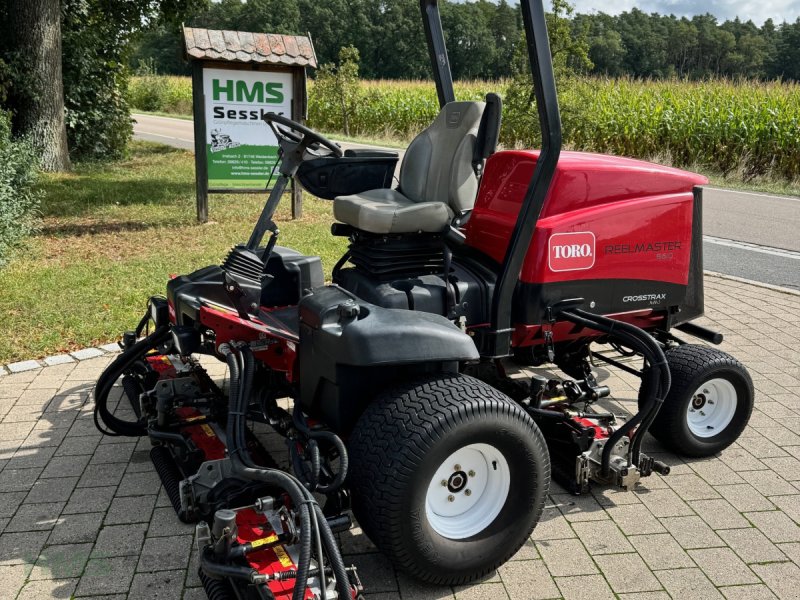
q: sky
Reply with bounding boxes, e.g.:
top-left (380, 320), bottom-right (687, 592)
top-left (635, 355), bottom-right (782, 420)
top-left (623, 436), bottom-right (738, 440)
top-left (557, 0), bottom-right (800, 25)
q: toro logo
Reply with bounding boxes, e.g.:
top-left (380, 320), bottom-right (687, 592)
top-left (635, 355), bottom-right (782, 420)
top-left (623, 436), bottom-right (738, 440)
top-left (548, 232), bottom-right (596, 272)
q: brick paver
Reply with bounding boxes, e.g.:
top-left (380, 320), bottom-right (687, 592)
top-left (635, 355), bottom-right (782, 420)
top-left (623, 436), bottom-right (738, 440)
top-left (0, 274), bottom-right (798, 598)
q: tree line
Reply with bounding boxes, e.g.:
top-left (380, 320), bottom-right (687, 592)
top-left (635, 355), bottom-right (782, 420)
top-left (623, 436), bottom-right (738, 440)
top-left (131, 0), bottom-right (800, 82)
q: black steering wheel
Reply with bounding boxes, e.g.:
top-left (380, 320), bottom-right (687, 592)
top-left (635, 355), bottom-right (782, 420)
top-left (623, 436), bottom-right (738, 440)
top-left (262, 112), bottom-right (343, 158)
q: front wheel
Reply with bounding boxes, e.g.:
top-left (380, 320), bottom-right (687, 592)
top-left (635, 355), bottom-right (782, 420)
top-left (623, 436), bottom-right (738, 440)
top-left (347, 373), bottom-right (550, 585)
top-left (640, 344), bottom-right (754, 457)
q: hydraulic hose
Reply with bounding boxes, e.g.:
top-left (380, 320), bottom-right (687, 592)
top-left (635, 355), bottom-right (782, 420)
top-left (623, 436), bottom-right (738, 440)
top-left (564, 311), bottom-right (664, 472)
top-left (200, 547), bottom-right (259, 582)
top-left (309, 496), bottom-right (326, 600)
top-left (578, 311), bottom-right (672, 465)
top-left (526, 406), bottom-right (570, 420)
top-left (220, 345), bottom-right (314, 600)
top-left (579, 309), bottom-right (669, 470)
top-left (557, 308), bottom-right (670, 476)
top-left (234, 345), bottom-right (350, 600)
top-left (292, 405), bottom-right (349, 494)
top-left (94, 326), bottom-right (171, 437)
top-left (237, 347), bottom-right (325, 600)
top-left (313, 501), bottom-right (349, 599)
top-left (225, 345), bottom-right (241, 430)
top-left (312, 431), bottom-right (348, 494)
top-left (121, 375), bottom-right (144, 418)
top-left (309, 440), bottom-right (322, 490)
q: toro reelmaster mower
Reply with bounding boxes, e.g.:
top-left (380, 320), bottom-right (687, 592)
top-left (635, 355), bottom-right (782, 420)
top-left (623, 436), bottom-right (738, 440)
top-left (94, 0), bottom-right (754, 597)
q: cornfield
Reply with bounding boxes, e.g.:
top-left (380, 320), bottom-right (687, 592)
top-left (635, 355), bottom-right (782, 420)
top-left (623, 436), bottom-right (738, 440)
top-left (129, 75), bottom-right (800, 180)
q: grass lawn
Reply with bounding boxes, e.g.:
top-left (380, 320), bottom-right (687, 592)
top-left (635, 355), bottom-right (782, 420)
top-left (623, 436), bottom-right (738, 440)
top-left (0, 141), bottom-right (347, 364)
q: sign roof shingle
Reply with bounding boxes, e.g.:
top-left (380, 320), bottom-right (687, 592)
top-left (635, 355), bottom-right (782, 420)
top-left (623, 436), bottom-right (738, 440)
top-left (183, 27), bottom-right (317, 68)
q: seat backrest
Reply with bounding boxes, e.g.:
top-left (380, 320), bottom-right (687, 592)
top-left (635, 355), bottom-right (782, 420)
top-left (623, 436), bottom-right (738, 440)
top-left (399, 101), bottom-right (486, 214)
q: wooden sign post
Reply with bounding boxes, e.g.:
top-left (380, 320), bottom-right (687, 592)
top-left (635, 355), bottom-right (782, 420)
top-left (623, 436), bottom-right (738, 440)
top-left (183, 27), bottom-right (317, 222)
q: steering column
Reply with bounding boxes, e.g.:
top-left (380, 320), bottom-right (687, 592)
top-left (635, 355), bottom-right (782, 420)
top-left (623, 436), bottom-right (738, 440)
top-left (247, 113), bottom-right (342, 252)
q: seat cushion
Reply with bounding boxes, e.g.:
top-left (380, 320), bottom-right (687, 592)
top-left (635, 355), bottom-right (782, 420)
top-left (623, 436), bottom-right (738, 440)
top-left (334, 188), bottom-right (453, 234)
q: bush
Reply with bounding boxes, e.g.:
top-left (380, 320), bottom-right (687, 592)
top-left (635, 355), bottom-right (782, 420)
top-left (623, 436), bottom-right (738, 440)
top-left (128, 64), bottom-right (169, 113)
top-left (128, 74), bottom-right (192, 115)
top-left (313, 46), bottom-right (363, 136)
top-left (61, 0), bottom-right (133, 161)
top-left (0, 111), bottom-right (41, 265)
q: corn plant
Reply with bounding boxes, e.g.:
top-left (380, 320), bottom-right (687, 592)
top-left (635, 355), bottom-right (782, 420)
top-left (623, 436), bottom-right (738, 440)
top-left (129, 75), bottom-right (800, 181)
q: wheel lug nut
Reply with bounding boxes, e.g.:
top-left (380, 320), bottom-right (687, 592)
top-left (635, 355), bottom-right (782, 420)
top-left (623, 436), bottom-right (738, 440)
top-left (703, 389), bottom-right (709, 394)
top-left (441, 479), bottom-right (448, 487)
top-left (454, 464), bottom-right (461, 471)
top-left (468, 470), bottom-right (475, 477)
top-left (700, 411), bottom-right (706, 416)
top-left (448, 495), bottom-right (455, 502)
top-left (464, 489), bottom-right (472, 496)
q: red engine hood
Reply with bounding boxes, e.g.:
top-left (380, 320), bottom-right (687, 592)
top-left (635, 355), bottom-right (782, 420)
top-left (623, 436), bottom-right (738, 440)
top-left (471, 150), bottom-right (708, 222)
top-left (465, 150), bottom-right (708, 286)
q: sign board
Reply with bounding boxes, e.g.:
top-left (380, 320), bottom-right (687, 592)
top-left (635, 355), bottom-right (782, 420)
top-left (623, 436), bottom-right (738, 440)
top-left (183, 27), bottom-right (317, 222)
top-left (203, 68), bottom-right (293, 191)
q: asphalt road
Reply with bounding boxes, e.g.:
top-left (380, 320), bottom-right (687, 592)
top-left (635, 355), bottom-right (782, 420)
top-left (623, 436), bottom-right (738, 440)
top-left (701, 187), bottom-right (799, 291)
top-left (133, 113), bottom-right (195, 150)
top-left (133, 113), bottom-right (800, 291)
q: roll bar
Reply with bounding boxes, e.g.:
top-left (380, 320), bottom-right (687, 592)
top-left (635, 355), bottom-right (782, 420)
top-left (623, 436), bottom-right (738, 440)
top-left (419, 0), bottom-right (455, 107)
top-left (419, 0), bottom-right (563, 356)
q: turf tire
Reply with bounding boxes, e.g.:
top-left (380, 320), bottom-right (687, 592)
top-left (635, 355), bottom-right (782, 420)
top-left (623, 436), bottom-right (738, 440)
top-left (640, 344), bottom-right (754, 457)
top-left (347, 373), bottom-right (550, 585)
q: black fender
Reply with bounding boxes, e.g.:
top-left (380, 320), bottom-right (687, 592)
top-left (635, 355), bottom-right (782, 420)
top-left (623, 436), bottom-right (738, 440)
top-left (298, 285), bottom-right (479, 432)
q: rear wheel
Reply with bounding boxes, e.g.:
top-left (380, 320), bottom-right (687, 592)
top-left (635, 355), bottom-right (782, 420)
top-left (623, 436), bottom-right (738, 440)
top-left (348, 373), bottom-right (550, 585)
top-left (640, 344), bottom-right (754, 457)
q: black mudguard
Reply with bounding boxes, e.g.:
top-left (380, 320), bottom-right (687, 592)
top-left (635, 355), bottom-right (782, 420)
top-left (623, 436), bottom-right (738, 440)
top-left (298, 285), bottom-right (479, 432)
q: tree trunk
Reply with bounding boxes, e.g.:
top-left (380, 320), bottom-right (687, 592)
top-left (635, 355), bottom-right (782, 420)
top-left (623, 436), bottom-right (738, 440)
top-left (8, 0), bottom-right (71, 171)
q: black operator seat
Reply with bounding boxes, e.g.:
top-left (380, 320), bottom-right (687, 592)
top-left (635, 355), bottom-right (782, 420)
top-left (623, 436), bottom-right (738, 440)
top-left (333, 93), bottom-right (502, 234)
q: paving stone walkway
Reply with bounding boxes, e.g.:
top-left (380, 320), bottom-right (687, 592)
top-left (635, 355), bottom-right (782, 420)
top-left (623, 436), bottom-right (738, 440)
top-left (0, 274), bottom-right (798, 599)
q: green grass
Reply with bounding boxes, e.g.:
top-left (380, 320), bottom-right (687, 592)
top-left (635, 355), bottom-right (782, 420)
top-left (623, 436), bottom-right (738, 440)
top-left (0, 141), bottom-right (346, 364)
top-left (704, 172), bottom-right (800, 197)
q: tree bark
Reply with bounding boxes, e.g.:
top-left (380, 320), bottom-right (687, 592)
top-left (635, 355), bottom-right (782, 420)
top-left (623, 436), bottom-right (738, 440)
top-left (8, 0), bottom-right (71, 171)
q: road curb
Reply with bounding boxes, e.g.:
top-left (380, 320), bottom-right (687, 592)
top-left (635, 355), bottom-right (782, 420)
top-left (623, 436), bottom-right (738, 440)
top-left (1, 343), bottom-right (121, 377)
top-left (704, 270), bottom-right (800, 297)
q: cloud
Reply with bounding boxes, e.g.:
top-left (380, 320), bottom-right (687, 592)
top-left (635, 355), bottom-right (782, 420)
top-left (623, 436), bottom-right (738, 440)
top-left (563, 0), bottom-right (800, 24)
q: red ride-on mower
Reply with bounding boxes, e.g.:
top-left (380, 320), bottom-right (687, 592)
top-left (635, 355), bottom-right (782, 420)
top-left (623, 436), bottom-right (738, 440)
top-left (94, 0), bottom-right (754, 597)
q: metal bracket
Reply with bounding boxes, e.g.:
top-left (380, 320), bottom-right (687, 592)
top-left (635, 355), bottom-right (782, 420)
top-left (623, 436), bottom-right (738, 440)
top-left (581, 437), bottom-right (642, 491)
top-left (181, 458), bottom-right (238, 517)
top-left (153, 377), bottom-right (202, 401)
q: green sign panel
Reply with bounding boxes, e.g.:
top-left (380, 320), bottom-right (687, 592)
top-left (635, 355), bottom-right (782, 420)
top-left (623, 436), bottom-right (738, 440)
top-left (202, 67), bottom-right (293, 190)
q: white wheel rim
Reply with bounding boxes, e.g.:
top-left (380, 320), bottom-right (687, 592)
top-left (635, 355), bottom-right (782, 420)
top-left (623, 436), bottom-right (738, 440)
top-left (424, 443), bottom-right (510, 540)
top-left (686, 378), bottom-right (738, 438)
